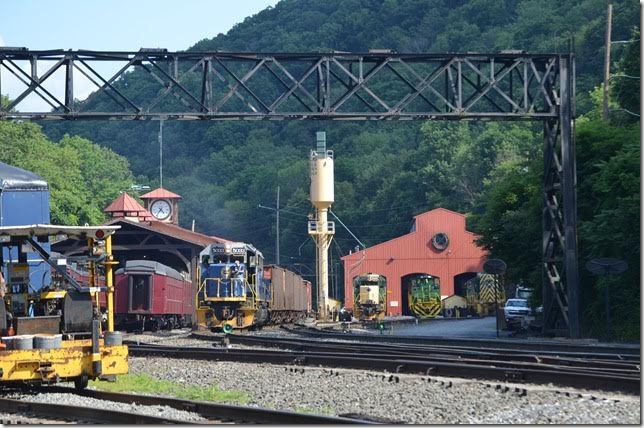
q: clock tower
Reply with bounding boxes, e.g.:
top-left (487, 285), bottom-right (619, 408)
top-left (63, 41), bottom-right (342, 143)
top-left (140, 187), bottom-right (182, 224)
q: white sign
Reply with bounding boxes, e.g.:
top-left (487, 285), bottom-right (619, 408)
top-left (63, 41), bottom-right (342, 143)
top-left (389, 301), bottom-right (399, 307)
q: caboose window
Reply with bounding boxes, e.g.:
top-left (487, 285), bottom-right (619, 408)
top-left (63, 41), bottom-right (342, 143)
top-left (130, 274), bottom-right (151, 312)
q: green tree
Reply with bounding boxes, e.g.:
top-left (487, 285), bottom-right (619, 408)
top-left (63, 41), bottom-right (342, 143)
top-left (0, 121), bottom-right (135, 225)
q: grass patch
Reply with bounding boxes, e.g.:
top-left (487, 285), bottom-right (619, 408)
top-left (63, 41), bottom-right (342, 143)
top-left (89, 373), bottom-right (250, 404)
top-left (295, 406), bottom-right (335, 415)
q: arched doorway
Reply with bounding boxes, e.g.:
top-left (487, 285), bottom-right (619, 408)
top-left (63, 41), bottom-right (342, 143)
top-left (401, 273), bottom-right (440, 317)
top-left (352, 273), bottom-right (387, 320)
top-left (454, 272), bottom-right (477, 297)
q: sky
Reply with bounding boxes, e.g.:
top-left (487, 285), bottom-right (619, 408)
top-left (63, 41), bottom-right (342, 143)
top-left (0, 0), bottom-right (280, 110)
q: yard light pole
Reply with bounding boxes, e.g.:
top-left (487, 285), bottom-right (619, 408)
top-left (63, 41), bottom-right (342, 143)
top-left (585, 258), bottom-right (628, 342)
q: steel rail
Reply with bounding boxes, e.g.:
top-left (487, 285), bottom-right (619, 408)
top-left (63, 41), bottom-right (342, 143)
top-left (127, 344), bottom-right (640, 393)
top-left (36, 386), bottom-right (372, 424)
top-left (0, 395), bottom-right (192, 424)
top-left (212, 334), bottom-right (640, 373)
top-left (280, 326), bottom-right (641, 357)
top-left (213, 337), bottom-right (641, 377)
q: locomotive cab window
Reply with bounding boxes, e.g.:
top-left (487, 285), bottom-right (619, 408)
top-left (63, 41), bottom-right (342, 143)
top-left (130, 274), bottom-right (151, 312)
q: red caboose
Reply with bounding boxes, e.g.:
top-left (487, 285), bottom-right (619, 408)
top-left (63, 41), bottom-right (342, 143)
top-left (114, 260), bottom-right (193, 331)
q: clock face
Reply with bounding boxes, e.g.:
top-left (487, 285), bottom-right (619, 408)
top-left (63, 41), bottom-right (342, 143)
top-left (150, 199), bottom-right (172, 220)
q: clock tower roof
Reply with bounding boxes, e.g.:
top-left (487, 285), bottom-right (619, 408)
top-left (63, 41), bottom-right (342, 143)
top-left (104, 192), bottom-right (154, 221)
top-left (140, 187), bottom-right (182, 200)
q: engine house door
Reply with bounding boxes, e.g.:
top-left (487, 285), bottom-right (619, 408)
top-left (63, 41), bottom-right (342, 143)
top-left (129, 274), bottom-right (152, 313)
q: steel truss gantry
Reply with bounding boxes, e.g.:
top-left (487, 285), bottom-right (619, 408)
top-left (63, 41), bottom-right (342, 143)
top-left (0, 49), bottom-right (579, 336)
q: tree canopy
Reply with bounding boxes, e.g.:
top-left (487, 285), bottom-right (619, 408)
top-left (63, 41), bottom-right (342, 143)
top-left (0, 119), bottom-right (136, 225)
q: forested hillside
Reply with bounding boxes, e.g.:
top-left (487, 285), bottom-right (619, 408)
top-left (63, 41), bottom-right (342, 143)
top-left (37, 0), bottom-right (640, 338)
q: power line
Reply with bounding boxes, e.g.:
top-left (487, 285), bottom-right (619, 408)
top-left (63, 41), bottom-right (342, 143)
top-left (337, 203), bottom-right (433, 215)
top-left (610, 108), bottom-right (640, 117)
top-left (609, 74), bottom-right (640, 79)
top-left (329, 210), bottom-right (365, 249)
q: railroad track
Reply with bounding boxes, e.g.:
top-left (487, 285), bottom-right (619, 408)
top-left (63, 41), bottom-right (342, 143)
top-left (127, 339), bottom-right (640, 394)
top-left (0, 393), bottom-right (191, 424)
top-left (5, 385), bottom-right (374, 424)
top-left (211, 333), bottom-right (640, 373)
top-left (281, 325), bottom-right (641, 358)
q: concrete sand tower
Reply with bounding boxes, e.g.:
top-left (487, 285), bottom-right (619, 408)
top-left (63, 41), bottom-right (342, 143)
top-left (308, 132), bottom-right (335, 320)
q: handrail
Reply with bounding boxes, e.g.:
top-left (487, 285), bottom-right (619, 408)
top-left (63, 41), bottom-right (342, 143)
top-left (201, 275), bottom-right (259, 302)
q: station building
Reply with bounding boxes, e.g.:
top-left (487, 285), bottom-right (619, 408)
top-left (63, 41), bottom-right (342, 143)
top-left (53, 189), bottom-right (230, 308)
top-left (341, 208), bottom-right (488, 316)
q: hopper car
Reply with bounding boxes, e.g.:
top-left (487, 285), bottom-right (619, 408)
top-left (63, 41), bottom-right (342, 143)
top-left (0, 224), bottom-right (128, 389)
top-left (262, 264), bottom-right (310, 323)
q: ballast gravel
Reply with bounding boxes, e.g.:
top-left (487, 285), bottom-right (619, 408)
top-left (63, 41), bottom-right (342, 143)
top-left (11, 330), bottom-right (638, 424)
top-left (126, 354), bottom-right (640, 424)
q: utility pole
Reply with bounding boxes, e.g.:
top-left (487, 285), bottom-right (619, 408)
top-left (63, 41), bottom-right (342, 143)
top-left (158, 119), bottom-right (164, 187)
top-left (276, 186), bottom-right (280, 265)
top-left (257, 185), bottom-right (281, 265)
top-left (603, 3), bottom-right (613, 120)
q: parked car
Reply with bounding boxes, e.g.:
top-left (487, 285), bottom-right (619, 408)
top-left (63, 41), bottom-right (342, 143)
top-left (504, 298), bottom-right (531, 323)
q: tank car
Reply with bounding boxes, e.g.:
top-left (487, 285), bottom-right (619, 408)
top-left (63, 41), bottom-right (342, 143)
top-left (407, 274), bottom-right (441, 319)
top-left (114, 260), bottom-right (193, 331)
top-left (352, 273), bottom-right (386, 321)
top-left (0, 224), bottom-right (128, 389)
top-left (197, 242), bottom-right (267, 331)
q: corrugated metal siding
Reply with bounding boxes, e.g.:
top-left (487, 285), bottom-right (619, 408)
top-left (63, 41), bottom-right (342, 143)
top-left (304, 280), bottom-right (312, 312)
top-left (342, 208), bottom-right (487, 315)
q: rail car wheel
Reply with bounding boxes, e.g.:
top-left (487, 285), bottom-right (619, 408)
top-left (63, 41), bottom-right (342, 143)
top-left (167, 317), bottom-right (176, 330)
top-left (146, 318), bottom-right (160, 332)
top-left (74, 375), bottom-right (89, 390)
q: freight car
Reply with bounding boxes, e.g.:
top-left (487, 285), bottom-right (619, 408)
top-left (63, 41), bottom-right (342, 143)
top-left (262, 265), bottom-right (310, 323)
top-left (0, 224), bottom-right (128, 389)
top-left (352, 273), bottom-right (386, 321)
top-left (114, 260), bottom-right (193, 331)
top-left (407, 274), bottom-right (441, 319)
